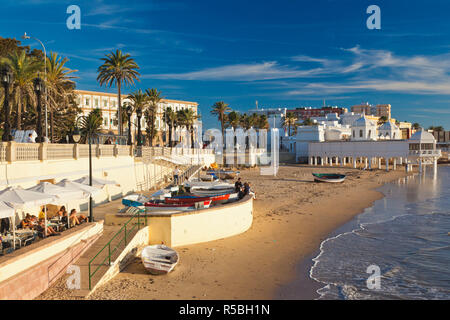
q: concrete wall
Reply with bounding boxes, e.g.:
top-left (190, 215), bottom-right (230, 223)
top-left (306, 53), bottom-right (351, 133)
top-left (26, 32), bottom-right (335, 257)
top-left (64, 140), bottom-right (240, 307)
top-left (169, 196), bottom-right (253, 247)
top-left (308, 140), bottom-right (409, 158)
top-left (105, 196), bottom-right (254, 248)
top-left (0, 221), bottom-right (103, 300)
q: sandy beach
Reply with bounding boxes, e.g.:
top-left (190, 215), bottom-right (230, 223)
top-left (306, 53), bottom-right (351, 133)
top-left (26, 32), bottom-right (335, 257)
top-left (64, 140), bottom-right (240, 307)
top-left (39, 165), bottom-right (408, 300)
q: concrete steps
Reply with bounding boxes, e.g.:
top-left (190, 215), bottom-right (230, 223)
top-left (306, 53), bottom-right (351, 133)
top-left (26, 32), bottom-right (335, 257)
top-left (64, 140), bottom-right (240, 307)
top-left (71, 224), bottom-right (139, 297)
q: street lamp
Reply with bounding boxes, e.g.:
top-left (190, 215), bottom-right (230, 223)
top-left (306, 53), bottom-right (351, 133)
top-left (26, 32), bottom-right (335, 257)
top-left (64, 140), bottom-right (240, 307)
top-left (1, 65), bottom-right (14, 142)
top-left (136, 107), bottom-right (143, 147)
top-left (22, 32), bottom-right (49, 141)
top-left (126, 104), bottom-right (132, 146)
top-left (73, 116), bottom-right (94, 222)
top-left (33, 76), bottom-right (45, 143)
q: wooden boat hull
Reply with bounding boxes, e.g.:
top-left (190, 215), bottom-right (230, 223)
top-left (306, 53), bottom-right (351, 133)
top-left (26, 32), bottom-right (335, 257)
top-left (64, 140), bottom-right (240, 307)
top-left (164, 193), bottom-right (231, 204)
top-left (141, 245), bottom-right (179, 275)
top-left (145, 200), bottom-right (212, 210)
top-left (312, 173), bottom-right (346, 183)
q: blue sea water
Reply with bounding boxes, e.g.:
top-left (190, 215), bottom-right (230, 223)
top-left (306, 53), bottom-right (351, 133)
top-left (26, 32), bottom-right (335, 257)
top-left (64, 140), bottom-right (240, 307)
top-left (310, 166), bottom-right (450, 300)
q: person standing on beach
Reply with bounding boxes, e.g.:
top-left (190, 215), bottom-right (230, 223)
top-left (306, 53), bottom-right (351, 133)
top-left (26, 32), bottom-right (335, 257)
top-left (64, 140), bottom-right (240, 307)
top-left (173, 167), bottom-right (180, 186)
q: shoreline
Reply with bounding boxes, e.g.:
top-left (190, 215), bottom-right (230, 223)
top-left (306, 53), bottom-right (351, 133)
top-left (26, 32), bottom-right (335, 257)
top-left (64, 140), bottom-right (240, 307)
top-left (39, 165), bottom-right (409, 300)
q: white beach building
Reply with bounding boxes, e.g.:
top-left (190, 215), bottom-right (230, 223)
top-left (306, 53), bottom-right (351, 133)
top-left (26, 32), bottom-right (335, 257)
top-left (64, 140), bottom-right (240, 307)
top-left (306, 129), bottom-right (441, 172)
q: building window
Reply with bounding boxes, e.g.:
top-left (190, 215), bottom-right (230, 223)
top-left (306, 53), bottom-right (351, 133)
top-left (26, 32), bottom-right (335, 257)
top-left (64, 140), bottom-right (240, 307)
top-left (94, 98), bottom-right (99, 107)
top-left (360, 130), bottom-right (363, 138)
top-left (393, 133), bottom-right (396, 139)
top-left (104, 100), bottom-right (108, 108)
top-left (85, 98), bottom-right (90, 106)
top-left (368, 130), bottom-right (372, 137)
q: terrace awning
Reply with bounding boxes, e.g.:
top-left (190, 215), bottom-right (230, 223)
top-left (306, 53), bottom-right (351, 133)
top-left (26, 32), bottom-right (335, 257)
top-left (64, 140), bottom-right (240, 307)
top-left (55, 179), bottom-right (102, 197)
top-left (73, 176), bottom-right (120, 188)
top-left (27, 182), bottom-right (87, 204)
top-left (0, 186), bottom-right (57, 208)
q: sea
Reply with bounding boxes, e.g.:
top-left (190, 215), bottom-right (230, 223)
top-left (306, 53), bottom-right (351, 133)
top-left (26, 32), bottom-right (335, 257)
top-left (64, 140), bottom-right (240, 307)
top-left (309, 165), bottom-right (450, 300)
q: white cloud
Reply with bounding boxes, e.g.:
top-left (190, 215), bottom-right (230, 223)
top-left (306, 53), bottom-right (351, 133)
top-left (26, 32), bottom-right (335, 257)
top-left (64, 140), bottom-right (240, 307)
top-left (145, 62), bottom-right (324, 81)
top-left (143, 46), bottom-right (450, 97)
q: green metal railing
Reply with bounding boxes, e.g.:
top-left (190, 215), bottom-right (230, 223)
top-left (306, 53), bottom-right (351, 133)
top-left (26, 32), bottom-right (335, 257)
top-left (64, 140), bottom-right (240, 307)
top-left (88, 211), bottom-right (147, 290)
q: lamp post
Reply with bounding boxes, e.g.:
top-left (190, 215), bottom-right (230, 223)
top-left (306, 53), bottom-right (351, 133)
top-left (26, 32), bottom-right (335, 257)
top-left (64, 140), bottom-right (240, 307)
top-left (22, 33), bottom-right (48, 141)
top-left (33, 76), bottom-right (45, 143)
top-left (73, 118), bottom-right (94, 222)
top-left (136, 107), bottom-right (143, 147)
top-left (126, 105), bottom-right (132, 146)
top-left (1, 65), bottom-right (13, 142)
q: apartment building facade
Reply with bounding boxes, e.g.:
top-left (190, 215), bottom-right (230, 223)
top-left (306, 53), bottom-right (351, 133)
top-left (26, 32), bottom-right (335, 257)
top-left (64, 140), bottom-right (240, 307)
top-left (74, 90), bottom-right (199, 143)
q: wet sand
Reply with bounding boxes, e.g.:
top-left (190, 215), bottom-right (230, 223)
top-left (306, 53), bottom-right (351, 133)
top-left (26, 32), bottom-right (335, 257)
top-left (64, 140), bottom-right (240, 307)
top-left (39, 165), bottom-right (408, 300)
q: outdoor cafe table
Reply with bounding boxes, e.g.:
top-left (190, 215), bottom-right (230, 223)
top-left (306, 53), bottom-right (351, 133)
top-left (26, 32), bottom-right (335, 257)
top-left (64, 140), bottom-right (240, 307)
top-left (4, 230), bottom-right (36, 248)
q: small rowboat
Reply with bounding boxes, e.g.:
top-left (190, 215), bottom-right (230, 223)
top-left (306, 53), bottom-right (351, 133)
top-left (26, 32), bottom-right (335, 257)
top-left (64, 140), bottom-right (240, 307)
top-left (164, 193), bottom-right (232, 205)
top-left (122, 194), bottom-right (150, 207)
top-left (190, 188), bottom-right (235, 196)
top-left (312, 173), bottom-right (346, 183)
top-left (141, 245), bottom-right (179, 275)
top-left (145, 200), bottom-right (212, 211)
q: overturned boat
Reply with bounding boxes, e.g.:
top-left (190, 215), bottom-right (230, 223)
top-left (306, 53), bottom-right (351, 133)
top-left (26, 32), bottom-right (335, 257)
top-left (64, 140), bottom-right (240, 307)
top-left (141, 245), bottom-right (179, 275)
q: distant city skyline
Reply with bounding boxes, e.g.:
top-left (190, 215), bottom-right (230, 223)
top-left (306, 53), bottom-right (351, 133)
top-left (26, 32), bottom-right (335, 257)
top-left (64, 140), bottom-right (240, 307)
top-left (1, 0), bottom-right (450, 129)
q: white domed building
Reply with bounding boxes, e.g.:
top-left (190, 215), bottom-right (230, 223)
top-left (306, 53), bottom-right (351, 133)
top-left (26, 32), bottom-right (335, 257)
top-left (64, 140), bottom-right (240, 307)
top-left (378, 121), bottom-right (402, 140)
top-left (351, 115), bottom-right (378, 141)
top-left (407, 129), bottom-right (441, 172)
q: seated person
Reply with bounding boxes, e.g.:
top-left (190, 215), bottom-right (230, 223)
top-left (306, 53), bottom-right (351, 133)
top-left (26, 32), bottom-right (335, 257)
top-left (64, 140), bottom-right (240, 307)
top-left (69, 209), bottom-right (88, 226)
top-left (234, 178), bottom-right (243, 193)
top-left (37, 219), bottom-right (60, 237)
top-left (29, 216), bottom-right (38, 228)
top-left (20, 215), bottom-right (32, 229)
top-left (55, 206), bottom-right (67, 220)
top-left (0, 236), bottom-right (11, 255)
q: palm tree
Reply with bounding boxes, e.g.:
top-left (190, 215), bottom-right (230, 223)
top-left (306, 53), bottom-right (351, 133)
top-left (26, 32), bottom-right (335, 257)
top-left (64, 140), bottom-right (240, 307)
top-left (226, 111), bottom-right (240, 130)
top-left (45, 52), bottom-right (78, 142)
top-left (257, 114), bottom-right (269, 130)
top-left (283, 112), bottom-right (298, 136)
top-left (145, 88), bottom-right (162, 146)
top-left (179, 108), bottom-right (199, 149)
top-left (127, 89), bottom-right (148, 142)
top-left (434, 126), bottom-right (444, 132)
top-left (1, 50), bottom-right (42, 130)
top-left (79, 108), bottom-right (103, 143)
top-left (412, 122), bottom-right (420, 130)
top-left (97, 49), bottom-right (140, 135)
top-left (211, 101), bottom-right (231, 139)
top-left (163, 107), bottom-right (177, 147)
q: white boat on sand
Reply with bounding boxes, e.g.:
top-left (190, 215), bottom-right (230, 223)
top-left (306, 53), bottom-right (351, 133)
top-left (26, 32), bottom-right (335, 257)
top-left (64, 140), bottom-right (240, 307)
top-left (141, 245), bottom-right (179, 275)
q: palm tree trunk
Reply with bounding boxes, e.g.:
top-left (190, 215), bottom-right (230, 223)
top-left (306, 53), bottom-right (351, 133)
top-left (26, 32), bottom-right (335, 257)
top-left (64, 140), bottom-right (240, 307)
top-left (191, 126), bottom-right (194, 149)
top-left (169, 124), bottom-right (173, 147)
top-left (50, 110), bottom-right (54, 142)
top-left (117, 81), bottom-right (122, 136)
top-left (15, 100), bottom-right (22, 130)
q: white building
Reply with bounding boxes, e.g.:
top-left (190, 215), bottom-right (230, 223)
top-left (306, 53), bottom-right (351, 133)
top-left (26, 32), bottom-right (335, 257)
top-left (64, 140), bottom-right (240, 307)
top-left (74, 90), bottom-right (200, 144)
top-left (306, 129), bottom-right (441, 172)
top-left (378, 121), bottom-right (401, 140)
top-left (351, 115), bottom-right (378, 141)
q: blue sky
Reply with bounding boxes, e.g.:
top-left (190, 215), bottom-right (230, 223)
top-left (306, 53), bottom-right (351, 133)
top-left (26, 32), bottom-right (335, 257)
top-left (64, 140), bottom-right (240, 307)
top-left (1, 0), bottom-right (450, 129)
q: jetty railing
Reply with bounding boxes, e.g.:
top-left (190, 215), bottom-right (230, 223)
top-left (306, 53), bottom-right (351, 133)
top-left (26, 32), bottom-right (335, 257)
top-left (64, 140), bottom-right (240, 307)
top-left (88, 211), bottom-right (147, 291)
